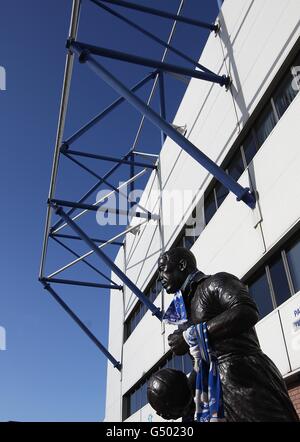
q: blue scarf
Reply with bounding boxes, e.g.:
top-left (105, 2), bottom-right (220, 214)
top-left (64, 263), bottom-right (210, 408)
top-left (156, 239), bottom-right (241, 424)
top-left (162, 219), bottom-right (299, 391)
top-left (162, 290), bottom-right (188, 325)
top-left (162, 272), bottom-right (199, 325)
top-left (184, 323), bottom-right (225, 422)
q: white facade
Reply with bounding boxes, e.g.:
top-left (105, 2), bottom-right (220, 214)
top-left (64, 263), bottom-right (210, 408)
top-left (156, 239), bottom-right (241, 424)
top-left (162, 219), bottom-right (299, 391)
top-left (105, 0), bottom-right (300, 422)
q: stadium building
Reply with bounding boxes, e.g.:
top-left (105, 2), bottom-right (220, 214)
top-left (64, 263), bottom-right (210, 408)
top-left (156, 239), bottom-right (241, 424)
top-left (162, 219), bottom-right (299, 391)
top-left (104, 0), bottom-right (300, 422)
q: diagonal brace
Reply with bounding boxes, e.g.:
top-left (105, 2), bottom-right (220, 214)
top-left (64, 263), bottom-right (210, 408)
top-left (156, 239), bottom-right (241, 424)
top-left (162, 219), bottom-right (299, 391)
top-left (70, 40), bottom-right (230, 87)
top-left (50, 202), bottom-right (162, 320)
top-left (93, 0), bottom-right (219, 31)
top-left (42, 282), bottom-right (121, 370)
top-left (49, 234), bottom-right (121, 284)
top-left (72, 48), bottom-right (256, 209)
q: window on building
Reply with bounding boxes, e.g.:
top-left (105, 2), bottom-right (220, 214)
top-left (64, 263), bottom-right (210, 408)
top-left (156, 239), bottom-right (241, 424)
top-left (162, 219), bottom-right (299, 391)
top-left (242, 132), bottom-right (257, 166)
top-left (268, 253), bottom-right (291, 307)
top-left (141, 381), bottom-right (148, 408)
top-left (227, 148), bottom-right (245, 181)
top-left (215, 181), bottom-right (229, 208)
top-left (124, 274), bottom-right (162, 342)
top-left (183, 353), bottom-right (193, 374)
top-left (254, 103), bottom-right (277, 148)
top-left (204, 190), bottom-right (217, 226)
top-left (286, 235), bottom-right (300, 293)
top-left (248, 270), bottom-right (273, 318)
top-left (273, 68), bottom-right (299, 118)
top-left (130, 388), bottom-right (140, 416)
top-left (183, 233), bottom-right (195, 250)
top-left (123, 349), bottom-right (194, 420)
top-left (173, 355), bottom-right (183, 371)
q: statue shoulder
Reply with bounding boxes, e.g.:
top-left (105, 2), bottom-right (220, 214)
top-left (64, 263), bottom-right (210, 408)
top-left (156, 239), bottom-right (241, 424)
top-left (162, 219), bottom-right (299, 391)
top-left (195, 271), bottom-right (245, 297)
top-left (210, 272), bottom-right (241, 285)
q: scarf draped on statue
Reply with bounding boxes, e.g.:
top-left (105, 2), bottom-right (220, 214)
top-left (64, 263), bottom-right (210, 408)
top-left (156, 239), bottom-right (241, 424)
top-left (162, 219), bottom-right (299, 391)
top-left (162, 290), bottom-right (188, 325)
top-left (163, 289), bottom-right (225, 422)
top-left (183, 323), bottom-right (225, 422)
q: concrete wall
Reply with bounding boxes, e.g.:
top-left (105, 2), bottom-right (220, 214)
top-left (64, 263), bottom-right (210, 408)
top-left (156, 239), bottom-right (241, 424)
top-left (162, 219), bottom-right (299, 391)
top-left (104, 0), bottom-right (300, 421)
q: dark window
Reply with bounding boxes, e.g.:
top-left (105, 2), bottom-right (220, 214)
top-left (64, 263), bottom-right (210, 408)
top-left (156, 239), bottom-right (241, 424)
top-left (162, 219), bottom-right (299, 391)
top-left (140, 302), bottom-right (146, 319)
top-left (183, 353), bottom-right (193, 374)
top-left (131, 311), bottom-right (137, 333)
top-left (215, 181), bottom-right (229, 208)
top-left (268, 254), bottom-right (291, 307)
top-left (183, 234), bottom-right (195, 250)
top-left (204, 191), bottom-right (216, 225)
top-left (254, 104), bottom-right (277, 148)
top-left (227, 148), bottom-right (245, 181)
top-left (123, 396), bottom-right (130, 421)
top-left (135, 306), bottom-right (141, 328)
top-left (125, 320), bottom-right (131, 340)
top-left (124, 274), bottom-right (161, 341)
top-left (286, 235), bottom-right (300, 293)
top-left (291, 53), bottom-right (300, 92)
top-left (242, 133), bottom-right (257, 166)
top-left (173, 355), bottom-right (183, 371)
top-left (173, 232), bottom-right (185, 249)
top-left (141, 381), bottom-right (148, 408)
top-left (273, 66), bottom-right (299, 118)
top-left (130, 389), bottom-right (138, 416)
top-left (149, 285), bottom-right (156, 303)
top-left (248, 270), bottom-right (273, 318)
top-left (166, 357), bottom-right (173, 369)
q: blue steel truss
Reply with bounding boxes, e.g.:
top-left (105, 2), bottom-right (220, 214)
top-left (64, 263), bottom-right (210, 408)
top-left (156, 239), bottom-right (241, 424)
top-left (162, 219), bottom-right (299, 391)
top-left (39, 0), bottom-right (255, 371)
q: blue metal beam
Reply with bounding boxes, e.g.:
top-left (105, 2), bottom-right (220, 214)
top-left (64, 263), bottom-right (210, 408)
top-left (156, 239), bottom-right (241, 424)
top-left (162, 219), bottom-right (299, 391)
top-left (64, 71), bottom-right (155, 146)
top-left (70, 41), bottom-right (230, 87)
top-left (41, 277), bottom-right (122, 290)
top-left (50, 235), bottom-right (120, 286)
top-left (42, 282), bottom-right (121, 370)
top-left (63, 151), bottom-right (106, 182)
top-left (49, 203), bottom-right (163, 320)
top-left (158, 72), bottom-right (166, 147)
top-left (129, 152), bottom-right (134, 210)
top-left (50, 198), bottom-right (153, 220)
top-left (61, 153), bottom-right (155, 221)
top-left (64, 148), bottom-right (157, 169)
top-left (91, 0), bottom-right (215, 75)
top-left (51, 233), bottom-right (123, 246)
top-left (72, 48), bottom-right (256, 209)
top-left (93, 0), bottom-right (218, 31)
top-left (51, 149), bottom-right (134, 233)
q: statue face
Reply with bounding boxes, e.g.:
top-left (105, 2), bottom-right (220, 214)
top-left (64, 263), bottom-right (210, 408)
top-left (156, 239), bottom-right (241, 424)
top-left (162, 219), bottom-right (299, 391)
top-left (158, 255), bottom-right (187, 294)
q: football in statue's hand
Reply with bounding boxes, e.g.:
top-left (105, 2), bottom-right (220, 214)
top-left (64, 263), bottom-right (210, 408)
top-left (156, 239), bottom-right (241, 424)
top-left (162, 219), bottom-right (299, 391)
top-left (147, 368), bottom-right (193, 420)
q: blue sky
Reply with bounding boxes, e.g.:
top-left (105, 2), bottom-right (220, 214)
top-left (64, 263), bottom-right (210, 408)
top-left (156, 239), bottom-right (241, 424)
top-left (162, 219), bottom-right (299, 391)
top-left (0, 0), bottom-right (218, 422)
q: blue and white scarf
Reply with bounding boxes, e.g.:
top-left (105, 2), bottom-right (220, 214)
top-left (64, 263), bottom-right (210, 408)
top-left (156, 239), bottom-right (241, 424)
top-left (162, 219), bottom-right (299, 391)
top-left (183, 323), bottom-right (225, 422)
top-left (162, 290), bottom-right (188, 325)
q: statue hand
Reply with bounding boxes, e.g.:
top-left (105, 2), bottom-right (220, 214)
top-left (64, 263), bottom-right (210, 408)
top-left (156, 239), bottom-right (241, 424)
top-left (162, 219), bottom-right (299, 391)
top-left (168, 330), bottom-right (189, 355)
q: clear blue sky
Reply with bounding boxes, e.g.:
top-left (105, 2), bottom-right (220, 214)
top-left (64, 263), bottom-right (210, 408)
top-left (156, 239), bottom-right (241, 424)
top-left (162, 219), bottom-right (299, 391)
top-left (0, 0), bottom-right (218, 422)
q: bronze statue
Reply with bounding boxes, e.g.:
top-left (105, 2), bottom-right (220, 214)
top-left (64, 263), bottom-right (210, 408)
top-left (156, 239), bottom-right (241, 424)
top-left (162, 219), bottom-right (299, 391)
top-left (153, 247), bottom-right (299, 422)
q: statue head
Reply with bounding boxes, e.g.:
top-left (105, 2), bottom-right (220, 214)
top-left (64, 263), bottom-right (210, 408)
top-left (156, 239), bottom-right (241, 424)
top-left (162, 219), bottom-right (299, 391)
top-left (158, 247), bottom-right (197, 294)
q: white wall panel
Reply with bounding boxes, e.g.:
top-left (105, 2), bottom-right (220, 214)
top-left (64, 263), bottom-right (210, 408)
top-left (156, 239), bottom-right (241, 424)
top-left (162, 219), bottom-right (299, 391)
top-left (255, 310), bottom-right (290, 376)
top-left (104, 251), bottom-right (124, 422)
top-left (190, 172), bottom-right (264, 278)
top-left (105, 0), bottom-right (300, 421)
top-left (122, 295), bottom-right (165, 394)
top-left (250, 95), bottom-right (300, 251)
